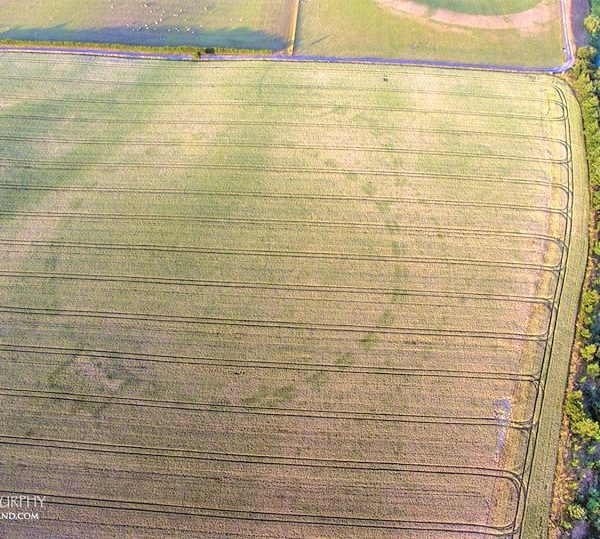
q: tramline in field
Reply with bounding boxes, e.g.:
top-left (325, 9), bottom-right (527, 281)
top-left (0, 53), bottom-right (588, 537)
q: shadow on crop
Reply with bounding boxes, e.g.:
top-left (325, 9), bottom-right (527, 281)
top-left (0, 24), bottom-right (289, 51)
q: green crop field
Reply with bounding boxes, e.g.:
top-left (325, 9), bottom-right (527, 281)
top-left (0, 0), bottom-right (299, 52)
top-left (295, 0), bottom-right (565, 67)
top-left (0, 53), bottom-right (588, 537)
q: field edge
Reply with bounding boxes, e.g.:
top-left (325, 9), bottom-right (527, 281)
top-left (521, 76), bottom-right (590, 538)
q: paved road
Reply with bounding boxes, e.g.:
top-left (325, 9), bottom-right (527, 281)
top-left (0, 0), bottom-right (577, 73)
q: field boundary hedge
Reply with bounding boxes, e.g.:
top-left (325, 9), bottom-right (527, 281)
top-left (0, 39), bottom-right (274, 60)
top-left (555, 43), bottom-right (600, 537)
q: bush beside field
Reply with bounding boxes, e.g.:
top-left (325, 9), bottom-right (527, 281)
top-left (0, 38), bottom-right (273, 59)
top-left (560, 45), bottom-right (600, 536)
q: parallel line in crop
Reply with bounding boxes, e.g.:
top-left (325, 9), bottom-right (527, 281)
top-left (0, 448), bottom-right (523, 502)
top-left (0, 387), bottom-right (535, 427)
top-left (0, 435), bottom-right (525, 484)
top-left (0, 160), bottom-right (574, 195)
top-left (0, 490), bottom-right (520, 535)
top-left (0, 239), bottom-right (565, 271)
top-left (0, 343), bottom-right (540, 381)
top-left (0, 136), bottom-right (568, 164)
top-left (18, 459), bottom-right (514, 485)
top-left (0, 211), bottom-right (567, 244)
top-left (0, 75), bottom-right (565, 104)
top-left (0, 305), bottom-right (554, 342)
top-left (0, 183), bottom-right (571, 205)
top-left (0, 284), bottom-right (553, 312)
top-left (0, 272), bottom-right (555, 304)
top-left (0, 134), bottom-right (567, 163)
top-left (0, 94), bottom-right (566, 120)
top-left (0, 115), bottom-right (567, 145)
top-left (34, 515), bottom-right (520, 538)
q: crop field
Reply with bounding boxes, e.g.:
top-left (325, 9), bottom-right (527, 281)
top-left (0, 0), bottom-right (299, 52)
top-left (0, 53), bottom-right (588, 537)
top-left (295, 0), bottom-right (565, 67)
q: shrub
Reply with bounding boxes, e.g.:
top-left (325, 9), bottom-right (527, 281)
top-left (587, 363), bottom-right (600, 378)
top-left (586, 15), bottom-right (600, 37)
top-left (583, 344), bottom-right (599, 361)
top-left (567, 503), bottom-right (587, 521)
top-left (566, 391), bottom-right (600, 441)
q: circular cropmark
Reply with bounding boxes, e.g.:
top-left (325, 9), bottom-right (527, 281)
top-left (410, 0), bottom-right (540, 15)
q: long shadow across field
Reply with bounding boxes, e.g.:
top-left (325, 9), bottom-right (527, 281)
top-left (0, 24), bottom-right (289, 52)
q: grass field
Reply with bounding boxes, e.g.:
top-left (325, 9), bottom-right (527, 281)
top-left (0, 53), bottom-right (588, 537)
top-left (295, 0), bottom-right (565, 66)
top-left (0, 0), bottom-right (565, 66)
top-left (0, 0), bottom-right (299, 52)
top-left (414, 0), bottom-right (539, 15)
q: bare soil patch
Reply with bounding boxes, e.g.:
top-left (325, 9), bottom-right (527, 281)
top-left (377, 0), bottom-right (553, 32)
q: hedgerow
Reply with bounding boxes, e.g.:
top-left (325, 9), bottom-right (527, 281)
top-left (0, 39), bottom-right (274, 60)
top-left (560, 43), bottom-right (600, 536)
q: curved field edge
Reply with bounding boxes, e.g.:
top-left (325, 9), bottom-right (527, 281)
top-left (522, 78), bottom-right (589, 537)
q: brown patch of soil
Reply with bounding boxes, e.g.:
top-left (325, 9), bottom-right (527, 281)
top-left (377, 0), bottom-right (553, 32)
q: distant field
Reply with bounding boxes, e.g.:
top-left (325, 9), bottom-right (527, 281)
top-left (0, 0), bottom-right (299, 51)
top-left (0, 54), bottom-right (587, 537)
top-left (295, 0), bottom-right (564, 67)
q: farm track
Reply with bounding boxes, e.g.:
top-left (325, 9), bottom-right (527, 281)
top-left (0, 54), bottom-right (573, 78)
